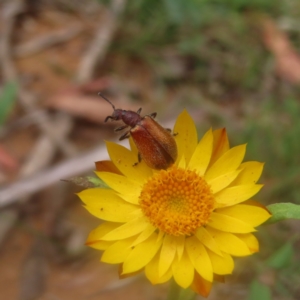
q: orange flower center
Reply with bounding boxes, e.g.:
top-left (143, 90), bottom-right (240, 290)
top-left (139, 166), bottom-right (215, 236)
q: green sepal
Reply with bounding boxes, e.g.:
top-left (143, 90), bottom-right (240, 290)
top-left (62, 176), bottom-right (108, 188)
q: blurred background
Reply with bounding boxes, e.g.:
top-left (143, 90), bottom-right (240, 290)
top-left (0, 0), bottom-right (300, 299)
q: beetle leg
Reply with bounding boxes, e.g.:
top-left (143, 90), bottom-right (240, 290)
top-left (149, 112), bottom-right (157, 118)
top-left (115, 125), bottom-right (128, 132)
top-left (133, 153), bottom-right (142, 167)
top-left (163, 128), bottom-right (178, 137)
top-left (164, 128), bottom-right (178, 136)
top-left (137, 108), bottom-right (142, 114)
top-left (119, 131), bottom-right (131, 140)
top-left (105, 116), bottom-right (114, 122)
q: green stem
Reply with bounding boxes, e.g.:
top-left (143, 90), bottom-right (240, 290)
top-left (167, 279), bottom-right (181, 300)
top-left (166, 279), bottom-right (197, 300)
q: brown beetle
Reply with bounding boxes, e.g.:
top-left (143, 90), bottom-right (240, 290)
top-left (99, 93), bottom-right (177, 170)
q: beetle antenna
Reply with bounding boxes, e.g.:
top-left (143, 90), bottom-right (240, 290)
top-left (98, 92), bottom-right (116, 110)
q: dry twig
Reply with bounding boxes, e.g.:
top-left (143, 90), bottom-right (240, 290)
top-left (0, 142), bottom-right (112, 207)
top-left (19, 113), bottom-right (73, 177)
top-left (0, 0), bottom-right (77, 157)
top-left (0, 0), bottom-right (128, 208)
top-left (76, 0), bottom-right (127, 83)
top-left (14, 24), bottom-right (83, 58)
top-left (0, 0), bottom-right (24, 80)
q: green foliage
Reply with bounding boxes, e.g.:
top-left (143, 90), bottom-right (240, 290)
top-left (236, 98), bottom-right (300, 204)
top-left (107, 0), bottom-right (293, 98)
top-left (0, 81), bottom-right (18, 125)
top-left (250, 242), bottom-right (298, 299)
top-left (266, 203), bottom-right (300, 225)
top-left (267, 242), bottom-right (294, 269)
top-left (124, 0), bottom-right (282, 26)
top-left (248, 280), bottom-right (272, 300)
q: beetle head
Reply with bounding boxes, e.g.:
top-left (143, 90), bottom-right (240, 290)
top-left (98, 92), bottom-right (123, 122)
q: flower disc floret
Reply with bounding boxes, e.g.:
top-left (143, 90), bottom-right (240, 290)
top-left (139, 166), bottom-right (215, 236)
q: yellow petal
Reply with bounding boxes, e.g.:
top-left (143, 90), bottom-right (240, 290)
top-left (95, 160), bottom-right (122, 174)
top-left (79, 189), bottom-right (139, 222)
top-left (129, 136), bottom-right (138, 155)
top-left (122, 233), bottom-right (162, 274)
top-left (204, 144), bottom-right (246, 181)
top-left (236, 233), bottom-right (259, 253)
top-left (206, 227), bottom-right (252, 257)
top-left (84, 204), bottom-right (140, 223)
top-left (159, 235), bottom-right (177, 277)
top-left (155, 267), bottom-right (173, 284)
top-left (209, 128), bottom-right (229, 166)
top-left (188, 128), bottom-right (213, 175)
top-left (86, 222), bottom-right (120, 249)
top-left (87, 240), bottom-right (112, 250)
top-left (244, 199), bottom-right (270, 209)
top-left (209, 212), bottom-right (256, 233)
top-left (206, 249), bottom-right (234, 275)
top-left (96, 172), bottom-right (141, 204)
top-left (157, 230), bottom-right (165, 243)
top-left (86, 222), bottom-right (119, 241)
top-left (208, 169), bottom-right (241, 194)
top-left (78, 188), bottom-right (114, 206)
top-left (186, 236), bottom-right (213, 282)
top-left (173, 110), bottom-right (198, 166)
top-left (101, 214), bottom-right (148, 241)
top-left (216, 204), bottom-right (271, 227)
top-left (230, 161), bottom-right (264, 186)
top-left (118, 267), bottom-right (143, 279)
top-left (131, 224), bottom-right (156, 247)
top-left (106, 141), bottom-right (152, 182)
top-left (172, 250), bottom-right (194, 288)
top-left (174, 235), bottom-right (185, 261)
top-left (214, 184), bottom-right (263, 207)
top-left (101, 236), bottom-right (137, 263)
top-left (191, 272), bottom-right (212, 298)
top-left (177, 153), bottom-right (186, 169)
top-left (195, 227), bottom-right (222, 256)
top-left (145, 252), bottom-right (173, 284)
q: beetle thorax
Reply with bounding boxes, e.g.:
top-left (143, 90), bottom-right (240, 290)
top-left (120, 110), bottom-right (142, 127)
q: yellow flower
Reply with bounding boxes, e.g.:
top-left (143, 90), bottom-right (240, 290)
top-left (78, 110), bottom-right (271, 297)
